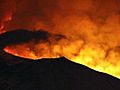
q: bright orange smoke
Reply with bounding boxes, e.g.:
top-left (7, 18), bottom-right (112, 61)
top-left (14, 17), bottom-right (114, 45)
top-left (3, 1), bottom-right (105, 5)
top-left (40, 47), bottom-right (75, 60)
top-left (1, 0), bottom-right (120, 79)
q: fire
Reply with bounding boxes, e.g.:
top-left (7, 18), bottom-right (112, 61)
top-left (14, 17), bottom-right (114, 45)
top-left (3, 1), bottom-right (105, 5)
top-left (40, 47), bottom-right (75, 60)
top-left (4, 38), bottom-right (120, 79)
top-left (1, 0), bottom-right (120, 79)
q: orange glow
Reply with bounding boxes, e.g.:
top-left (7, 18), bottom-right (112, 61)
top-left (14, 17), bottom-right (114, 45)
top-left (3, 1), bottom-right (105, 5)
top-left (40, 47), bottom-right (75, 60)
top-left (1, 0), bottom-right (120, 79)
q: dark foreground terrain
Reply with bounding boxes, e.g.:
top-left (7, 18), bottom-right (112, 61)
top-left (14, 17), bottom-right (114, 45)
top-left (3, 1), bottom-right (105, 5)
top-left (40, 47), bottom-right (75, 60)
top-left (0, 57), bottom-right (120, 90)
top-left (0, 29), bottom-right (120, 90)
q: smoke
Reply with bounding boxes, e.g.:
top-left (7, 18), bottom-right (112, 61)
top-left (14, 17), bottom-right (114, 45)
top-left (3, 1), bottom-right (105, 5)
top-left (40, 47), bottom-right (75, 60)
top-left (1, 0), bottom-right (120, 78)
top-left (2, 29), bottom-right (67, 59)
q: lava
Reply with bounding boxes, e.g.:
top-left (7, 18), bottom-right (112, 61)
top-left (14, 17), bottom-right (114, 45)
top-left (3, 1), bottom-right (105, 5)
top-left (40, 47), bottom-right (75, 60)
top-left (1, 0), bottom-right (120, 79)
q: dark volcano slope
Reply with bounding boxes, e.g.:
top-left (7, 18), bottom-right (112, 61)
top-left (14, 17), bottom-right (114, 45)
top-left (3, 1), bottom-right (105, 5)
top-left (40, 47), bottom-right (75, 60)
top-left (0, 29), bottom-right (120, 90)
top-left (0, 57), bottom-right (120, 90)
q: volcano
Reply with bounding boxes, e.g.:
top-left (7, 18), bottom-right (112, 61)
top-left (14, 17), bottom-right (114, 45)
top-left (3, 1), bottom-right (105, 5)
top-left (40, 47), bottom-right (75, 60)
top-left (0, 29), bottom-right (120, 90)
top-left (0, 57), bottom-right (120, 90)
top-left (1, 0), bottom-right (120, 79)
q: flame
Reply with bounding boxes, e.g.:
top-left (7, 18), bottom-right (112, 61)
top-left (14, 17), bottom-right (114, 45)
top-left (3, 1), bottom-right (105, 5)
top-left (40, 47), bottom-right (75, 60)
top-left (1, 0), bottom-right (120, 79)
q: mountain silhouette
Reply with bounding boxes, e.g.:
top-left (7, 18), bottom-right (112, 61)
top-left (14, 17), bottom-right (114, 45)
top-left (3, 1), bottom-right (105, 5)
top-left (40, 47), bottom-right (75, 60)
top-left (0, 29), bottom-right (120, 90)
top-left (0, 57), bottom-right (120, 90)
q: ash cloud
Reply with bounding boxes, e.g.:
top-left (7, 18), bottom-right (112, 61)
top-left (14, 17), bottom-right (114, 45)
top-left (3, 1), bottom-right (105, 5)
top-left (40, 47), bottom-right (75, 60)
top-left (1, 0), bottom-right (120, 58)
top-left (1, 0), bottom-right (120, 60)
top-left (0, 29), bottom-right (66, 48)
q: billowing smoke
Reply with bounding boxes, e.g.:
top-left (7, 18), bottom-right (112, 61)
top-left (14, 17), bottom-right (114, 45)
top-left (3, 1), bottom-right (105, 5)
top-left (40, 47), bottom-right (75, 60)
top-left (1, 0), bottom-right (120, 78)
